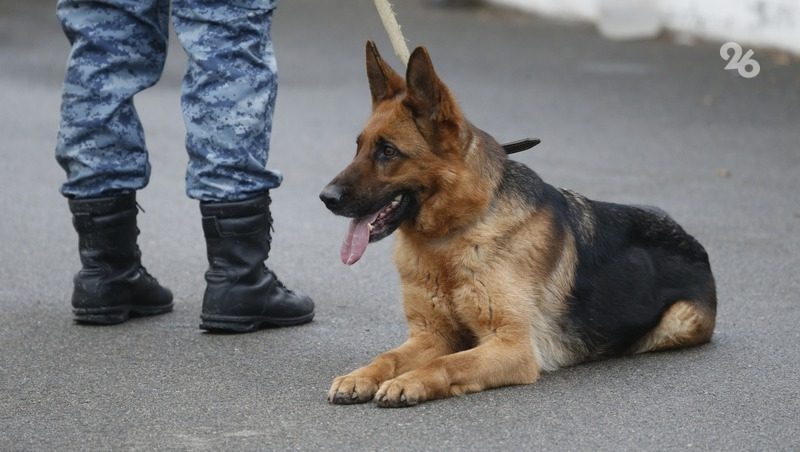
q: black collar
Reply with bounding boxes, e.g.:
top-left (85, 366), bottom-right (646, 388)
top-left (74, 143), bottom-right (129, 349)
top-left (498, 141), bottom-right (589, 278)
top-left (501, 138), bottom-right (540, 155)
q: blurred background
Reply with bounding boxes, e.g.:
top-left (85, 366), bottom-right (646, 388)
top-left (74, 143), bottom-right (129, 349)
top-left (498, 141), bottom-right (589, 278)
top-left (489, 0), bottom-right (800, 53)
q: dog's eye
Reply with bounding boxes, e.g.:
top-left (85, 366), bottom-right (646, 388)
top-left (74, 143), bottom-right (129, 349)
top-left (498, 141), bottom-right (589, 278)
top-left (376, 144), bottom-right (400, 160)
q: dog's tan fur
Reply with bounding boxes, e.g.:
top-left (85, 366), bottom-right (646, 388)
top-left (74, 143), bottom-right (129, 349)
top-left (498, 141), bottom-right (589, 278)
top-left (326, 42), bottom-right (715, 407)
top-left (630, 300), bottom-right (716, 354)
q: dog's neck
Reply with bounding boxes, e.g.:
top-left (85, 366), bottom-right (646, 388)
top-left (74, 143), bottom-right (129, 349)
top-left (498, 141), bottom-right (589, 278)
top-left (464, 125), bottom-right (507, 191)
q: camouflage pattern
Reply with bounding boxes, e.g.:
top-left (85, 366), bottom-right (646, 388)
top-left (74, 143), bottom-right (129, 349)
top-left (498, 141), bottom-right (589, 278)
top-left (55, 0), bottom-right (282, 202)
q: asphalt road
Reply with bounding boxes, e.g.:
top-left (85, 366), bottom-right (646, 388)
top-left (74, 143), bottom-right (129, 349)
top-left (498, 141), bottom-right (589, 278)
top-left (1, 0), bottom-right (799, 450)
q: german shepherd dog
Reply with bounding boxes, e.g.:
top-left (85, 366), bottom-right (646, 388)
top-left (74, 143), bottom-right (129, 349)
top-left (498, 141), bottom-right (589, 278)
top-left (319, 42), bottom-right (716, 407)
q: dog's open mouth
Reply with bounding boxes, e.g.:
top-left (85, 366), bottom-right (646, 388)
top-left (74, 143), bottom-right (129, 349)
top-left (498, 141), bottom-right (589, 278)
top-left (340, 193), bottom-right (412, 265)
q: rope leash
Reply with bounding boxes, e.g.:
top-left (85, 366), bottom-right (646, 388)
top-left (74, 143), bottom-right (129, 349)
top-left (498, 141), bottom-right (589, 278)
top-left (373, 0), bottom-right (411, 66)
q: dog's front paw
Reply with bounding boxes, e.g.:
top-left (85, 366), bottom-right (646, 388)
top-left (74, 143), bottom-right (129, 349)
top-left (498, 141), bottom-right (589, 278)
top-left (328, 374), bottom-right (379, 404)
top-left (374, 376), bottom-right (428, 408)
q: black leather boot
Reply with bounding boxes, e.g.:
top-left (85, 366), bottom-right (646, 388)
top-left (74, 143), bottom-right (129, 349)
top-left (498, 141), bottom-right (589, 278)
top-left (69, 193), bottom-right (173, 324)
top-left (199, 193), bottom-right (315, 332)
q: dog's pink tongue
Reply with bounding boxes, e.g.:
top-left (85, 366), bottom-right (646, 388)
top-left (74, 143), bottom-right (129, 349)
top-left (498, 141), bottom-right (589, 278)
top-left (341, 213), bottom-right (380, 265)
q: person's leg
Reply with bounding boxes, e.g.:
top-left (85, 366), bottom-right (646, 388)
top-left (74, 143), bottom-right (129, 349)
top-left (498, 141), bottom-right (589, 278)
top-left (56, 0), bottom-right (170, 198)
top-left (172, 0), bottom-right (314, 332)
top-left (172, 0), bottom-right (282, 202)
top-left (56, 0), bottom-right (172, 324)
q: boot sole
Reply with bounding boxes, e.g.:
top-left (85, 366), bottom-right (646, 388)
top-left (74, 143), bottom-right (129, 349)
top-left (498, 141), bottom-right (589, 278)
top-left (74, 303), bottom-right (174, 325)
top-left (199, 311), bottom-right (315, 333)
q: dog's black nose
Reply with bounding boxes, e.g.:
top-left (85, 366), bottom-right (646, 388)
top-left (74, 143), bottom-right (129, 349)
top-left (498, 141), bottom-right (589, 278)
top-left (319, 184), bottom-right (345, 209)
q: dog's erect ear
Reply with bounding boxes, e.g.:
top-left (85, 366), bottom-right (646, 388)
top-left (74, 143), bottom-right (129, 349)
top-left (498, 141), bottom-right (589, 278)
top-left (366, 40), bottom-right (405, 107)
top-left (404, 46), bottom-right (462, 140)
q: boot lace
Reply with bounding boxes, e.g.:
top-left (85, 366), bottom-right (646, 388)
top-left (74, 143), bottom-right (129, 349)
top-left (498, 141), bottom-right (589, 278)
top-left (267, 269), bottom-right (295, 295)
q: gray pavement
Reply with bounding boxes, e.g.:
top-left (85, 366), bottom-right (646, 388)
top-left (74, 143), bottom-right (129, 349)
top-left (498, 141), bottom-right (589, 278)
top-left (1, 0), bottom-right (799, 450)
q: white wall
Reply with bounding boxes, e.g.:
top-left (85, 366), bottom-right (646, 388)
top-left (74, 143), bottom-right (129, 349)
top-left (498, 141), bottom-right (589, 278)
top-left (488, 0), bottom-right (800, 54)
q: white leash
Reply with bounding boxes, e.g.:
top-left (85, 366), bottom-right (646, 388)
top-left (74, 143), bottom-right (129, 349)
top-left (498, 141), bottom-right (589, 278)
top-left (373, 0), bottom-right (410, 66)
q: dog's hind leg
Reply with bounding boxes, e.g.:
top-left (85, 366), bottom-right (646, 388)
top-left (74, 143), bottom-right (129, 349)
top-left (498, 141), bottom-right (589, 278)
top-left (631, 299), bottom-right (716, 353)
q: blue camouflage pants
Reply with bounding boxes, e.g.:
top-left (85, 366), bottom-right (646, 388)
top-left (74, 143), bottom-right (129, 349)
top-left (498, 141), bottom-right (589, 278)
top-left (55, 0), bottom-right (283, 202)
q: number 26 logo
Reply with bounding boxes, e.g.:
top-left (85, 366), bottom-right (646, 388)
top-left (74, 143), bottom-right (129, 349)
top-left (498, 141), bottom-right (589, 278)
top-left (720, 42), bottom-right (760, 79)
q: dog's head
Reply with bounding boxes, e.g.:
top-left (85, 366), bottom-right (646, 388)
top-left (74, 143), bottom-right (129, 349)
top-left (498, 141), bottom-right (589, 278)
top-left (321, 41), bottom-right (495, 265)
